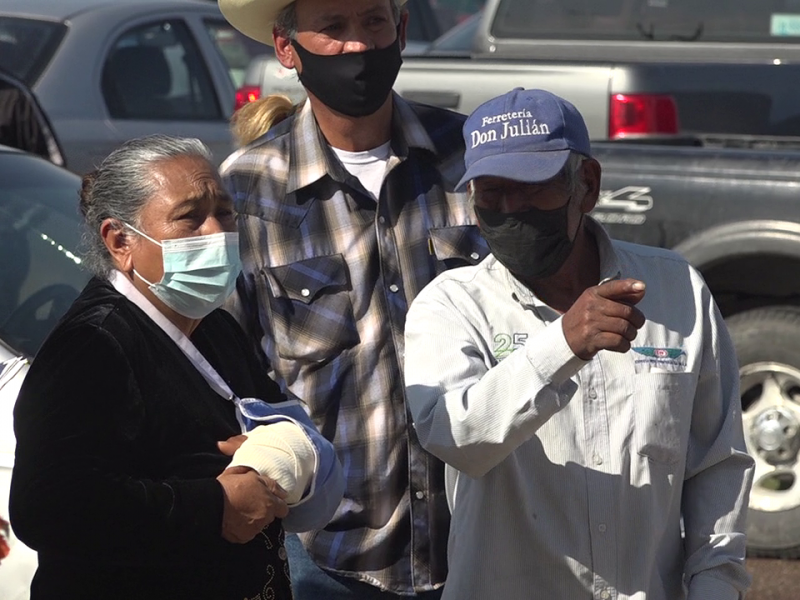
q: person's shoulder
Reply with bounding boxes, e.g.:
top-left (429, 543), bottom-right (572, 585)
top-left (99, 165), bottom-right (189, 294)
top-left (31, 278), bottom-right (140, 366)
top-left (400, 99), bottom-right (466, 149)
top-left (413, 257), bottom-right (499, 309)
top-left (220, 112), bottom-right (296, 178)
top-left (612, 238), bottom-right (689, 266)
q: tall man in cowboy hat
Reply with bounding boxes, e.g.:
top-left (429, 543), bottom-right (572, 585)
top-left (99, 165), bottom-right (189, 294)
top-left (218, 1), bottom-right (488, 598)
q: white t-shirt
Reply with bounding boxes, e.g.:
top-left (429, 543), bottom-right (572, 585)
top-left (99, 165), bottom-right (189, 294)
top-left (332, 141), bottom-right (392, 201)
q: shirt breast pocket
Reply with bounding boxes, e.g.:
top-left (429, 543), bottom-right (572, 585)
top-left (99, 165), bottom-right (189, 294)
top-left (260, 254), bottom-right (360, 362)
top-left (633, 372), bottom-right (695, 466)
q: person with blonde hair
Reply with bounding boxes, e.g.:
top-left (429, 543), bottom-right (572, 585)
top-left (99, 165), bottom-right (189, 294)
top-left (218, 0), bottom-right (487, 598)
top-left (231, 94), bottom-right (295, 146)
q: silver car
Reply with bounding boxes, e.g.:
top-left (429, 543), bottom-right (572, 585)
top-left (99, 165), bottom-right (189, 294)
top-left (0, 0), bottom-right (271, 175)
top-left (0, 145), bottom-right (88, 600)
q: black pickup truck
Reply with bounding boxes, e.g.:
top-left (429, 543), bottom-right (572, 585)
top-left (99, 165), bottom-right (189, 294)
top-left (594, 141), bottom-right (800, 558)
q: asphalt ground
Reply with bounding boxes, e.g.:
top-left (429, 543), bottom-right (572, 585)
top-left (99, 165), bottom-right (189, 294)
top-left (746, 558), bottom-right (799, 599)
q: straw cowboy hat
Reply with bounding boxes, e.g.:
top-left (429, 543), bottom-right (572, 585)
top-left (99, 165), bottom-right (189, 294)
top-left (219, 0), bottom-right (409, 46)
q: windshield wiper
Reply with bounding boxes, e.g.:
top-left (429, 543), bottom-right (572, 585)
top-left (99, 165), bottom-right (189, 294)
top-left (670, 22), bottom-right (704, 41)
top-left (635, 22), bottom-right (655, 40)
top-left (635, 21), bottom-right (704, 42)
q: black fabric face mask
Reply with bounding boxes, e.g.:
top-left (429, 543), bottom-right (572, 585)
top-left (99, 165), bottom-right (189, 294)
top-left (475, 202), bottom-right (576, 281)
top-left (291, 35), bottom-right (403, 117)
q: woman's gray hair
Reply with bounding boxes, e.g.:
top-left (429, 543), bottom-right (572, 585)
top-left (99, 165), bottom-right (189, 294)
top-left (79, 134), bottom-right (212, 278)
top-left (276, 0), bottom-right (404, 38)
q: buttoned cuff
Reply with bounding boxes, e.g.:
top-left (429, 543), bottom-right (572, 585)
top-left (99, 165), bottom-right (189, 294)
top-left (524, 316), bottom-right (588, 385)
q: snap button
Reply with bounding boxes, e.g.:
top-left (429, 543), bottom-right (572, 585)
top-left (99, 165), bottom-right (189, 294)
top-left (415, 491), bottom-right (425, 500)
top-left (301, 288), bottom-right (310, 297)
top-left (389, 284), bottom-right (399, 293)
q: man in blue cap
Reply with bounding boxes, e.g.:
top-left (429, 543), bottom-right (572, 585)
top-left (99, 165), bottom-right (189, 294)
top-left (403, 88), bottom-right (754, 599)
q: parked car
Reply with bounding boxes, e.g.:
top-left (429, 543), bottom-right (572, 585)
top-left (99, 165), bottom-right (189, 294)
top-left (0, 145), bottom-right (88, 600)
top-left (0, 0), bottom-right (273, 175)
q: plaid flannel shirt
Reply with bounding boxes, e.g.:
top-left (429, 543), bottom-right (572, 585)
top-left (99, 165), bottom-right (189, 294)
top-left (220, 95), bottom-right (488, 594)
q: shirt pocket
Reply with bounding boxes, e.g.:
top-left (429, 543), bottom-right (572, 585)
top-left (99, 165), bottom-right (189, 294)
top-left (260, 254), bottom-right (359, 362)
top-left (429, 225), bottom-right (488, 269)
top-left (633, 372), bottom-right (694, 466)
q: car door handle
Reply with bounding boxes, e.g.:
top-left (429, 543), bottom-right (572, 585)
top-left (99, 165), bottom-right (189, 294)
top-left (399, 90), bottom-right (461, 109)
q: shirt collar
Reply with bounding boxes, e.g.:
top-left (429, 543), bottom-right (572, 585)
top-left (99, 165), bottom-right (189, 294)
top-left (285, 93), bottom-right (438, 194)
top-left (506, 216), bottom-right (623, 311)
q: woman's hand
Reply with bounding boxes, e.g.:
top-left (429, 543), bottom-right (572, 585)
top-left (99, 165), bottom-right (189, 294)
top-left (217, 466), bottom-right (289, 543)
top-left (217, 434), bottom-right (248, 456)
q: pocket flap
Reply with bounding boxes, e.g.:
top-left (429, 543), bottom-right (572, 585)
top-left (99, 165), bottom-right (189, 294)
top-left (266, 254), bottom-right (350, 304)
top-left (429, 225), bottom-right (487, 264)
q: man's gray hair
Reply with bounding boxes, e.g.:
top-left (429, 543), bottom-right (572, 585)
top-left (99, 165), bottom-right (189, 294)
top-left (79, 135), bottom-right (212, 278)
top-left (563, 152), bottom-right (589, 196)
top-left (467, 151), bottom-right (589, 204)
top-left (275, 0), bottom-right (404, 38)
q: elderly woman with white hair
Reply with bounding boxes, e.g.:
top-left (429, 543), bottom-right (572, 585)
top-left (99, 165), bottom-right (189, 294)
top-left (9, 135), bottom-right (343, 600)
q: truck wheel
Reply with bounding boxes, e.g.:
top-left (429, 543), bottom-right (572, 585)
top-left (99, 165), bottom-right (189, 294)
top-left (727, 306), bottom-right (800, 558)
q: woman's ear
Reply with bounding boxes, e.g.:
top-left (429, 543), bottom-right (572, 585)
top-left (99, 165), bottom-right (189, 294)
top-left (101, 219), bottom-right (135, 273)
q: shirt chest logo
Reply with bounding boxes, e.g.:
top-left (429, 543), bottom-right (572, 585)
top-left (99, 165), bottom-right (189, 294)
top-left (632, 346), bottom-right (687, 372)
top-left (493, 333), bottom-right (529, 360)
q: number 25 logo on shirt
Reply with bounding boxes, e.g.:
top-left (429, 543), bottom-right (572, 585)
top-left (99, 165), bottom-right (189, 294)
top-left (493, 333), bottom-right (529, 361)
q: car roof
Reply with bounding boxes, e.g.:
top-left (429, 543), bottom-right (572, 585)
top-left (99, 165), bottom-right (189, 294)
top-left (0, 0), bottom-right (211, 21)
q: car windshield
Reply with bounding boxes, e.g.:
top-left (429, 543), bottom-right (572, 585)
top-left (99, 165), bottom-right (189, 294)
top-left (0, 17), bottom-right (66, 86)
top-left (204, 19), bottom-right (272, 89)
top-left (0, 152), bottom-right (89, 358)
top-left (493, 0), bottom-right (800, 43)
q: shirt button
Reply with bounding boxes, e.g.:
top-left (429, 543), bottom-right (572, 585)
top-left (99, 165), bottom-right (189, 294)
top-left (600, 591), bottom-right (610, 600)
top-left (278, 547), bottom-right (287, 560)
top-left (598, 524), bottom-right (607, 533)
top-left (415, 491), bottom-right (425, 500)
top-left (588, 388), bottom-right (597, 399)
top-left (470, 252), bottom-right (480, 260)
top-left (300, 288), bottom-right (310, 298)
top-left (389, 284), bottom-right (400, 293)
top-left (379, 216), bottom-right (386, 224)
top-left (593, 454), bottom-right (603, 465)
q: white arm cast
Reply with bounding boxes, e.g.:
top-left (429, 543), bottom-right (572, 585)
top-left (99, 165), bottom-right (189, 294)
top-left (228, 421), bottom-right (316, 505)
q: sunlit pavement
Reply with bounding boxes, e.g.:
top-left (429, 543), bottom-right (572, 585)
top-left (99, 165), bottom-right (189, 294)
top-left (747, 558), bottom-right (800, 599)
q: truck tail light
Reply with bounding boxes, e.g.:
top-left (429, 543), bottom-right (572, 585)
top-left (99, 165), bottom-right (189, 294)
top-left (234, 85), bottom-right (261, 112)
top-left (609, 93), bottom-right (679, 138)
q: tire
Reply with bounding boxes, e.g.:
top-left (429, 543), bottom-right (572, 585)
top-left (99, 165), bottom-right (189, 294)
top-left (727, 306), bottom-right (800, 558)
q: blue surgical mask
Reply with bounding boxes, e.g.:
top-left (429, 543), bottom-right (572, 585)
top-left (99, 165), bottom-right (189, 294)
top-left (125, 224), bottom-right (241, 319)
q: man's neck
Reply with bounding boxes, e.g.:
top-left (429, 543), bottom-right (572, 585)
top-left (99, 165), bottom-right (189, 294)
top-left (525, 228), bottom-right (601, 314)
top-left (308, 93), bottom-right (394, 151)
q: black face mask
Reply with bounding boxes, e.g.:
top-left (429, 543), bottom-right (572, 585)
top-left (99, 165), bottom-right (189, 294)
top-left (475, 202), bottom-right (576, 281)
top-left (291, 35), bottom-right (403, 117)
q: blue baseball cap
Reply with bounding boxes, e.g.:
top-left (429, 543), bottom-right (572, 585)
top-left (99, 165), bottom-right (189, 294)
top-left (456, 88), bottom-right (592, 191)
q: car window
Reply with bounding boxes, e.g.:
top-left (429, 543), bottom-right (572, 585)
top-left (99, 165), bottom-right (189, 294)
top-left (204, 19), bottom-right (271, 88)
top-left (406, 0), bottom-right (444, 44)
top-left (430, 0), bottom-right (487, 32)
top-left (0, 153), bottom-right (89, 358)
top-left (0, 17), bottom-right (66, 86)
top-left (428, 10), bottom-right (482, 53)
top-left (493, 0), bottom-right (800, 43)
top-left (101, 20), bottom-right (221, 121)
